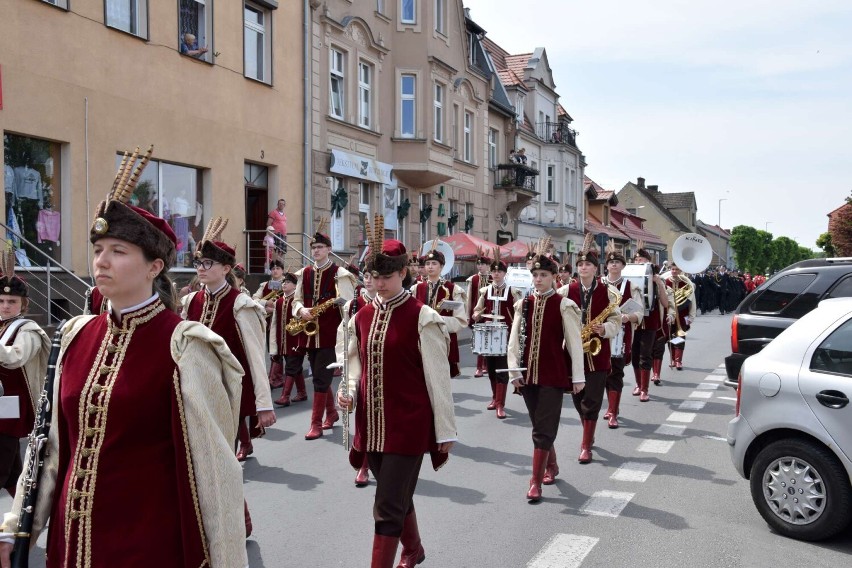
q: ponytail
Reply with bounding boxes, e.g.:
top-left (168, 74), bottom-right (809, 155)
top-left (155, 272), bottom-right (179, 313)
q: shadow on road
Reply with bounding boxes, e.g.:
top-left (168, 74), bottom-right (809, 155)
top-left (450, 442), bottom-right (531, 475)
top-left (243, 462), bottom-right (323, 491)
top-left (246, 540), bottom-right (266, 567)
top-left (415, 478), bottom-right (487, 505)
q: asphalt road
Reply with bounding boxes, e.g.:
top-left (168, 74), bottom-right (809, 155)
top-left (4, 312), bottom-right (852, 566)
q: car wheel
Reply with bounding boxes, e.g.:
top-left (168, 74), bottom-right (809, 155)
top-left (749, 439), bottom-right (852, 541)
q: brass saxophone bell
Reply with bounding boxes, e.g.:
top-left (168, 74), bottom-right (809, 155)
top-left (583, 337), bottom-right (602, 356)
top-left (304, 321), bottom-right (319, 336)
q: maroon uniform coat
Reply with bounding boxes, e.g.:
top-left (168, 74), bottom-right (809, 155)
top-left (519, 292), bottom-right (574, 389)
top-left (566, 279), bottom-right (613, 373)
top-left (412, 280), bottom-right (461, 376)
top-left (272, 293), bottom-right (306, 356)
top-left (298, 263), bottom-right (344, 350)
top-left (0, 321), bottom-right (36, 439)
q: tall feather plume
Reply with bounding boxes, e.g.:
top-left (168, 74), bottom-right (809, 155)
top-left (316, 217), bottom-right (329, 235)
top-left (202, 216), bottom-right (229, 244)
top-left (1, 247), bottom-right (15, 280)
top-left (121, 144), bottom-right (154, 199)
top-left (492, 245), bottom-right (501, 264)
top-left (636, 239), bottom-right (646, 251)
top-left (541, 236), bottom-right (553, 256)
top-left (112, 146), bottom-right (140, 200)
top-left (581, 232), bottom-right (595, 253)
top-left (365, 214), bottom-right (385, 268)
top-left (111, 151), bottom-right (131, 193)
top-left (429, 237), bottom-right (439, 253)
top-left (606, 238), bottom-right (617, 255)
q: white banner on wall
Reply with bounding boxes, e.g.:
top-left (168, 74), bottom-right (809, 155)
top-left (329, 149), bottom-right (393, 185)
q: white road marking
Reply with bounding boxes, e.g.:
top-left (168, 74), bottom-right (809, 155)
top-left (655, 424), bottom-right (686, 436)
top-left (580, 490), bottom-right (635, 518)
top-left (680, 400), bottom-right (707, 410)
top-left (638, 440), bottom-right (676, 454)
top-left (717, 396), bottom-right (738, 401)
top-left (701, 435), bottom-right (727, 442)
top-left (689, 391), bottom-right (714, 399)
top-left (704, 375), bottom-right (724, 382)
top-left (666, 411), bottom-right (697, 423)
top-left (527, 534), bottom-right (599, 568)
top-left (611, 462), bottom-right (657, 483)
top-left (697, 383), bottom-right (721, 390)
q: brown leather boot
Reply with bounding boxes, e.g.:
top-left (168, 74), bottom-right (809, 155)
top-left (371, 534), bottom-right (400, 568)
top-left (578, 419), bottom-right (597, 464)
top-left (292, 373), bottom-right (308, 402)
top-left (244, 500), bottom-right (253, 538)
top-left (495, 382), bottom-right (507, 419)
top-left (355, 454), bottom-right (370, 487)
top-left (606, 390), bottom-right (621, 429)
top-left (322, 387), bottom-right (340, 430)
top-left (397, 510), bottom-right (426, 567)
top-left (305, 391), bottom-right (326, 440)
top-left (542, 448), bottom-right (559, 485)
top-left (652, 358), bottom-right (663, 385)
top-left (268, 358), bottom-right (284, 389)
top-left (274, 376), bottom-right (295, 407)
top-left (527, 448), bottom-right (549, 501)
top-left (632, 365), bottom-right (641, 396)
top-left (236, 421), bottom-right (253, 461)
top-left (639, 369), bottom-right (651, 402)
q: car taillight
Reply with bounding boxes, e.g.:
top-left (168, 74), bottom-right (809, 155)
top-left (731, 314), bottom-right (739, 353)
top-left (735, 372), bottom-right (742, 416)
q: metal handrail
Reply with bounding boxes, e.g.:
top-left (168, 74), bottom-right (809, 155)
top-left (0, 220), bottom-right (90, 322)
top-left (296, 233), bottom-right (352, 266)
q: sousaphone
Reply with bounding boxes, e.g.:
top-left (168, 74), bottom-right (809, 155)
top-left (419, 239), bottom-right (455, 277)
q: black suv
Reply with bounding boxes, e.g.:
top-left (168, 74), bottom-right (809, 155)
top-left (724, 257), bottom-right (852, 387)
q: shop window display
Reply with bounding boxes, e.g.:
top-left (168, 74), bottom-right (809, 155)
top-left (114, 154), bottom-right (205, 269)
top-left (3, 134), bottom-right (62, 268)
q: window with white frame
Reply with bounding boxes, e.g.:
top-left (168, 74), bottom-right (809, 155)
top-left (244, 2), bottom-right (271, 83)
top-left (105, 0), bottom-right (148, 38)
top-left (358, 61), bottom-right (372, 128)
top-left (179, 0), bottom-right (213, 63)
top-left (463, 111), bottom-right (473, 163)
top-left (358, 182), bottom-right (371, 244)
top-left (433, 83), bottom-right (444, 142)
top-left (377, 0), bottom-right (385, 14)
top-left (546, 165), bottom-right (555, 202)
top-left (435, 0), bottom-right (446, 34)
top-left (43, 0), bottom-right (69, 9)
top-left (452, 104), bottom-right (459, 154)
top-left (419, 192), bottom-right (431, 242)
top-left (329, 49), bottom-right (345, 119)
top-left (400, 74), bottom-right (416, 138)
top-left (568, 169), bottom-right (576, 203)
top-left (114, 153), bottom-right (205, 269)
top-left (401, 0), bottom-right (416, 24)
top-left (464, 202), bottom-right (473, 233)
top-left (488, 128), bottom-right (498, 167)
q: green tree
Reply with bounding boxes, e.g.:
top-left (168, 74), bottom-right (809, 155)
top-left (730, 225), bottom-right (762, 273)
top-left (797, 246), bottom-right (815, 261)
top-left (816, 232), bottom-right (836, 257)
top-left (770, 236), bottom-right (800, 271)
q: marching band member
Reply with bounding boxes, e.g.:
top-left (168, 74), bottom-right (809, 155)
top-left (666, 261), bottom-right (697, 370)
top-left (336, 271), bottom-right (376, 487)
top-left (182, 218), bottom-right (276, 464)
top-left (292, 224), bottom-right (357, 440)
top-left (507, 248), bottom-right (584, 501)
top-left (466, 251), bottom-right (491, 378)
top-left (0, 148), bottom-right (248, 566)
top-left (411, 241), bottom-right (467, 378)
top-left (0, 253), bottom-right (49, 499)
top-left (630, 246), bottom-right (675, 402)
top-left (338, 222), bottom-right (456, 568)
top-left (271, 271), bottom-right (308, 407)
top-left (232, 263), bottom-right (252, 296)
top-left (472, 256), bottom-right (522, 419)
top-left (253, 259), bottom-right (287, 388)
top-left (557, 263), bottom-right (573, 288)
top-left (561, 241), bottom-right (621, 464)
top-left (601, 246), bottom-right (643, 429)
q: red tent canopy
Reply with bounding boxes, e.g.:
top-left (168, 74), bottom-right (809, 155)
top-left (500, 240), bottom-right (530, 263)
top-left (441, 233), bottom-right (501, 260)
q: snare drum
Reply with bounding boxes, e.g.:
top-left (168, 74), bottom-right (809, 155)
top-left (472, 322), bottom-right (508, 356)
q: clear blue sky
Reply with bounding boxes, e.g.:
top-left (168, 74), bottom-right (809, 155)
top-left (465, 0), bottom-right (852, 250)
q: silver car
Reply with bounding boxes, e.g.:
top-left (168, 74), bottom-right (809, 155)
top-left (728, 297), bottom-right (852, 541)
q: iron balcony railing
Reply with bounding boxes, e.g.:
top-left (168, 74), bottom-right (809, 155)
top-left (535, 121), bottom-right (578, 147)
top-left (493, 164), bottom-right (539, 193)
top-left (242, 230), bottom-right (353, 274)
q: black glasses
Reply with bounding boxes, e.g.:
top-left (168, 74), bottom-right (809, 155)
top-left (192, 259), bottom-right (221, 270)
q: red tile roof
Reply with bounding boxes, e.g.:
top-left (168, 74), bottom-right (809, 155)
top-left (610, 207), bottom-right (666, 246)
top-left (505, 53), bottom-right (532, 77)
top-left (585, 212), bottom-right (629, 240)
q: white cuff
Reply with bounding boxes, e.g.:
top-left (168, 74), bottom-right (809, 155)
top-left (436, 437), bottom-right (458, 444)
top-left (0, 532), bottom-right (14, 544)
top-left (256, 407), bottom-right (274, 412)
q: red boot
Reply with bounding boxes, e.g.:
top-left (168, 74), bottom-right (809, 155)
top-left (527, 448), bottom-right (549, 501)
top-left (305, 391), bottom-right (326, 440)
top-left (292, 373), bottom-right (308, 402)
top-left (495, 382), bottom-right (507, 419)
top-left (474, 355), bottom-right (486, 377)
top-left (371, 534), bottom-right (400, 568)
top-left (652, 358), bottom-right (663, 385)
top-left (606, 390), bottom-right (621, 429)
top-left (674, 348), bottom-right (684, 370)
top-left (632, 366), bottom-right (641, 396)
top-left (578, 419), bottom-right (597, 464)
top-left (244, 500), bottom-right (253, 538)
top-left (322, 387), bottom-right (340, 429)
top-left (639, 369), bottom-right (651, 402)
top-left (236, 420), bottom-right (253, 461)
top-left (397, 510), bottom-right (426, 567)
top-left (268, 358), bottom-right (284, 389)
top-left (542, 448), bottom-right (559, 485)
top-left (274, 376), bottom-right (295, 407)
top-left (487, 376), bottom-right (497, 410)
top-left (355, 454), bottom-right (370, 487)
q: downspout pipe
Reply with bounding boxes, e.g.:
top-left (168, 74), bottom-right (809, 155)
top-left (303, 0), bottom-right (312, 253)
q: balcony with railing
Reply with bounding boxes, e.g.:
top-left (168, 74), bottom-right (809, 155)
top-left (535, 121), bottom-right (578, 147)
top-left (492, 163), bottom-right (539, 195)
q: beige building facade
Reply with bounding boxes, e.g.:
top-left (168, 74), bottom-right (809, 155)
top-left (308, 1), bottom-right (511, 260)
top-left (1, 0), bottom-right (304, 294)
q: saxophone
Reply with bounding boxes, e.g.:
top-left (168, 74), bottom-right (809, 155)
top-left (581, 287), bottom-right (622, 356)
top-left (286, 296), bottom-right (338, 336)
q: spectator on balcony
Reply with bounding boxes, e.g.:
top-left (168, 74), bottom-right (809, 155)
top-left (180, 33), bottom-right (209, 58)
top-left (515, 148), bottom-right (528, 165)
top-left (515, 148), bottom-right (528, 187)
